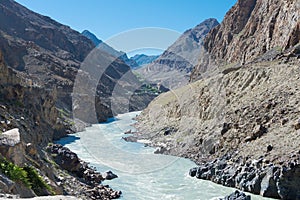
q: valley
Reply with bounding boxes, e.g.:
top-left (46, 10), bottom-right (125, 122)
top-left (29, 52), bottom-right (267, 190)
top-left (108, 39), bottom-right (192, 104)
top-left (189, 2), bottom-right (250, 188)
top-left (0, 0), bottom-right (299, 199)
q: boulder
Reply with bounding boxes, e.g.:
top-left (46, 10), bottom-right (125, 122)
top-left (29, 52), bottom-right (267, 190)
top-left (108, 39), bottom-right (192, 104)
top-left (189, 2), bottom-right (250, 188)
top-left (46, 144), bottom-right (81, 172)
top-left (277, 164), bottom-right (300, 199)
top-left (260, 167), bottom-right (280, 198)
top-left (0, 129), bottom-right (26, 165)
top-left (266, 145), bottom-right (273, 152)
top-left (122, 136), bottom-right (137, 142)
top-left (25, 143), bottom-right (37, 156)
top-left (189, 167), bottom-right (197, 177)
top-left (102, 171), bottom-right (118, 180)
top-left (219, 190), bottom-right (251, 200)
top-left (124, 129), bottom-right (132, 134)
top-left (0, 173), bottom-right (15, 193)
top-left (294, 119), bottom-right (300, 130)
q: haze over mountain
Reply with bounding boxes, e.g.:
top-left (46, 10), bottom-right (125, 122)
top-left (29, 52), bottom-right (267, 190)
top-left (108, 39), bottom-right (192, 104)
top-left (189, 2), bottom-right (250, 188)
top-left (81, 30), bottom-right (139, 69)
top-left (129, 54), bottom-right (159, 68)
top-left (135, 18), bottom-right (219, 89)
top-left (82, 30), bottom-right (160, 70)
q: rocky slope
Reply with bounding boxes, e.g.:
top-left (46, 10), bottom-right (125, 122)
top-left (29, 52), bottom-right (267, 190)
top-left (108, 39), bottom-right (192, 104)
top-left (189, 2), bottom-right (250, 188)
top-left (135, 18), bottom-right (219, 89)
top-left (0, 0), bottom-right (153, 125)
top-left (0, 50), bottom-right (120, 199)
top-left (135, 0), bottom-right (300, 199)
top-left (191, 0), bottom-right (300, 81)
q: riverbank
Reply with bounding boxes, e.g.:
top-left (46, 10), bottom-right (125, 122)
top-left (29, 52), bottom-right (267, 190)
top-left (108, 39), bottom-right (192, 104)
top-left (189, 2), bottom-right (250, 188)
top-left (132, 59), bottom-right (300, 199)
top-left (58, 111), bottom-right (272, 200)
top-left (45, 144), bottom-right (121, 200)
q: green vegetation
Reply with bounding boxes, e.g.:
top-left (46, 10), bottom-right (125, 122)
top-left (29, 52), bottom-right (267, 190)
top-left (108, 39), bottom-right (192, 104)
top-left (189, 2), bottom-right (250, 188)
top-left (23, 166), bottom-right (54, 195)
top-left (57, 108), bottom-right (75, 126)
top-left (0, 157), bottom-right (53, 195)
top-left (57, 108), bottom-right (70, 118)
top-left (135, 84), bottom-right (162, 95)
top-left (0, 157), bottom-right (30, 187)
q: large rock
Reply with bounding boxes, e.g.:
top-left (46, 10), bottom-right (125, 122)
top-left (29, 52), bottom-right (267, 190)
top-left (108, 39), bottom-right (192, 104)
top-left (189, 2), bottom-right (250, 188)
top-left (0, 128), bottom-right (26, 165)
top-left (46, 144), bottom-right (81, 172)
top-left (190, 156), bottom-right (300, 199)
top-left (260, 167), bottom-right (280, 198)
top-left (102, 171), bottom-right (118, 180)
top-left (220, 190), bottom-right (251, 200)
top-left (0, 173), bottom-right (15, 193)
top-left (0, 173), bottom-right (35, 198)
top-left (277, 164), bottom-right (300, 199)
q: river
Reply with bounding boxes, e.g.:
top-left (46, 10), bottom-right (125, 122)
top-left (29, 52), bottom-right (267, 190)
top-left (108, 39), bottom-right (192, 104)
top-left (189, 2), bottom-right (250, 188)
top-left (57, 111), bottom-right (272, 200)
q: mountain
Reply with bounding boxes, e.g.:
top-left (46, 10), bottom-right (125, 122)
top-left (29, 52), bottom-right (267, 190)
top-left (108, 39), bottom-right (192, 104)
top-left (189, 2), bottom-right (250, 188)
top-left (135, 18), bottom-right (219, 89)
top-left (81, 30), bottom-right (139, 68)
top-left (0, 48), bottom-right (122, 198)
top-left (82, 30), bottom-right (102, 46)
top-left (0, 0), bottom-right (157, 198)
top-left (130, 54), bottom-right (159, 68)
top-left (135, 0), bottom-right (300, 199)
top-left (0, 0), bottom-right (156, 125)
top-left (191, 0), bottom-right (300, 81)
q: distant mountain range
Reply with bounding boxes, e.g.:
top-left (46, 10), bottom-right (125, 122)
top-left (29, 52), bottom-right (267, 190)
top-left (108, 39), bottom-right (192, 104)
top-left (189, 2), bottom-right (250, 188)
top-left (81, 30), bottom-right (159, 69)
top-left (135, 18), bottom-right (219, 89)
top-left (129, 54), bottom-right (159, 68)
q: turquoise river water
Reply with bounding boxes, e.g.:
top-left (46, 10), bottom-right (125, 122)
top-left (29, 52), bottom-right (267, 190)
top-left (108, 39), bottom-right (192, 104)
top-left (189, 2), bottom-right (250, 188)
top-left (57, 111), bottom-right (272, 200)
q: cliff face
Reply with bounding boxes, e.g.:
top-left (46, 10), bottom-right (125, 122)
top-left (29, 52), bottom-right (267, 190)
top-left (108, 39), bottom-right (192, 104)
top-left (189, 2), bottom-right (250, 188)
top-left (0, 49), bottom-right (67, 197)
top-left (135, 18), bottom-right (219, 89)
top-left (191, 0), bottom-right (300, 81)
top-left (0, 50), bottom-right (65, 143)
top-left (0, 47), bottom-right (122, 199)
top-left (0, 0), bottom-right (152, 124)
top-left (136, 0), bottom-right (300, 199)
top-left (0, 0), bottom-right (95, 123)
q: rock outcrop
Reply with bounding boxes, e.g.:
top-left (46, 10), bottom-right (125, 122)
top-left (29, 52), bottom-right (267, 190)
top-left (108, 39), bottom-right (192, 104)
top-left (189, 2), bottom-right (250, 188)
top-left (191, 0), bottom-right (300, 81)
top-left (135, 0), bottom-right (300, 199)
top-left (136, 18), bottom-right (219, 89)
top-left (0, 50), bottom-right (65, 143)
top-left (46, 144), bottom-right (121, 199)
top-left (190, 153), bottom-right (300, 199)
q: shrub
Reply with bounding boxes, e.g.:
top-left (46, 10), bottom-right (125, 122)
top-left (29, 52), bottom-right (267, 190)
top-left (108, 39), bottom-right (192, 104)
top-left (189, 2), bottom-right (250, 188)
top-left (0, 158), bottom-right (30, 187)
top-left (23, 166), bottom-right (53, 195)
top-left (0, 158), bottom-right (53, 195)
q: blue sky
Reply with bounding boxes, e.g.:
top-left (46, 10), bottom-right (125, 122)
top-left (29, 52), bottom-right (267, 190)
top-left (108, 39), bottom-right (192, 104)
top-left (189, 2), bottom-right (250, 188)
top-left (15, 0), bottom-right (236, 54)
